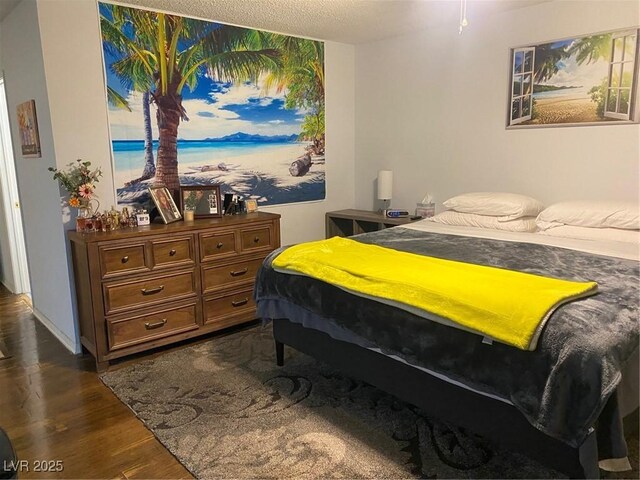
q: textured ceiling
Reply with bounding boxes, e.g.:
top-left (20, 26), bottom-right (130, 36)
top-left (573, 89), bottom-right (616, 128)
top-left (118, 0), bottom-right (552, 44)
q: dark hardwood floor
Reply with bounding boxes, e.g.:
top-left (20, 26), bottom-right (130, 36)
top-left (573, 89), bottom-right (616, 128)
top-left (0, 285), bottom-right (191, 479)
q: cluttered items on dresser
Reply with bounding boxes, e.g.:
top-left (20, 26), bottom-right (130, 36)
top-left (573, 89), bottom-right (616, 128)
top-left (76, 205), bottom-right (149, 233)
top-left (223, 193), bottom-right (253, 215)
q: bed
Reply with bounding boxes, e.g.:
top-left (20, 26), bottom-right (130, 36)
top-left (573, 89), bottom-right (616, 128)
top-left (254, 220), bottom-right (639, 478)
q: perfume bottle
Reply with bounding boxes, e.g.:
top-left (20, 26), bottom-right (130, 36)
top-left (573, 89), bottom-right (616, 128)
top-left (93, 214), bottom-right (103, 232)
top-left (104, 210), bottom-right (112, 232)
top-left (120, 207), bottom-right (130, 228)
top-left (109, 205), bottom-right (119, 230)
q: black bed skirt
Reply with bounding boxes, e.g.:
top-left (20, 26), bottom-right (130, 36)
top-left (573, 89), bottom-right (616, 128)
top-left (272, 318), bottom-right (601, 479)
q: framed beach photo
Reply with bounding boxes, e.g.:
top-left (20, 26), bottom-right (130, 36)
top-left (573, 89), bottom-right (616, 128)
top-left (149, 186), bottom-right (182, 224)
top-left (507, 28), bottom-right (639, 128)
top-left (179, 185), bottom-right (222, 218)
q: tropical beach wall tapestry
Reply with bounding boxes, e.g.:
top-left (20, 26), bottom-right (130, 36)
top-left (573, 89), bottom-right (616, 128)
top-left (508, 28), bottom-right (639, 128)
top-left (98, 2), bottom-right (325, 206)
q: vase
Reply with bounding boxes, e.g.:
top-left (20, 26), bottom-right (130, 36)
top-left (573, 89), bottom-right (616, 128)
top-left (184, 209), bottom-right (195, 222)
top-left (75, 199), bottom-right (98, 232)
top-left (75, 205), bottom-right (91, 232)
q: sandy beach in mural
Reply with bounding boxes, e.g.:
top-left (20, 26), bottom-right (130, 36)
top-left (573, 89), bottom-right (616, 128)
top-left (524, 95), bottom-right (614, 125)
top-left (115, 142), bottom-right (325, 206)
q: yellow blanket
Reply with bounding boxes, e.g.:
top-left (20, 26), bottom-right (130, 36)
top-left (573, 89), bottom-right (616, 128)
top-left (272, 237), bottom-right (598, 350)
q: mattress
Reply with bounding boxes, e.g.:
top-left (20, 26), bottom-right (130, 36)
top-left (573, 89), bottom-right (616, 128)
top-left (401, 219), bottom-right (639, 260)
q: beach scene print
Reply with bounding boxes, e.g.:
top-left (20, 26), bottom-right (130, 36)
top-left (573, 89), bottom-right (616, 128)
top-left (509, 29), bottom-right (638, 127)
top-left (99, 3), bottom-right (325, 206)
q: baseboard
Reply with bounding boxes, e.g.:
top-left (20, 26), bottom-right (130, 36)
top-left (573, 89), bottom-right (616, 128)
top-left (31, 308), bottom-right (81, 354)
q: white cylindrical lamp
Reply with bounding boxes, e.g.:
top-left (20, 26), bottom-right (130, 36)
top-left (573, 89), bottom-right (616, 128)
top-left (377, 170), bottom-right (393, 213)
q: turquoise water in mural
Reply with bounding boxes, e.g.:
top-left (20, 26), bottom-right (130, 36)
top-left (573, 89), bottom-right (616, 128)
top-left (112, 140), bottom-right (326, 206)
top-left (113, 140), bottom-right (297, 172)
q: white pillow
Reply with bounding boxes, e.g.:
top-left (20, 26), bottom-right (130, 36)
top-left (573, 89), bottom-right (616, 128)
top-left (443, 192), bottom-right (544, 221)
top-left (538, 225), bottom-right (640, 244)
top-left (429, 211), bottom-right (538, 232)
top-left (536, 201), bottom-right (640, 230)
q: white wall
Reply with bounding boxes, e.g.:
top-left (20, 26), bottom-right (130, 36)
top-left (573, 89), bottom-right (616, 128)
top-left (354, 0), bottom-right (640, 212)
top-left (0, 0), bottom-right (354, 350)
top-left (0, 0), bottom-right (78, 351)
top-left (37, 0), bottom-right (116, 209)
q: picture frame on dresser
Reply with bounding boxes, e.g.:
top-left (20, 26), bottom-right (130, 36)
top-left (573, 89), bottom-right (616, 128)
top-left (179, 185), bottom-right (222, 218)
top-left (149, 186), bottom-right (182, 224)
top-left (246, 199), bottom-right (258, 213)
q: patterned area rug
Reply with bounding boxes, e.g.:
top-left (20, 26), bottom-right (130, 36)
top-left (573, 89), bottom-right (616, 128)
top-left (101, 326), bottom-right (638, 479)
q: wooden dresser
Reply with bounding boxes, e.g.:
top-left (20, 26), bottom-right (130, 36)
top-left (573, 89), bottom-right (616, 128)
top-left (68, 212), bottom-right (280, 371)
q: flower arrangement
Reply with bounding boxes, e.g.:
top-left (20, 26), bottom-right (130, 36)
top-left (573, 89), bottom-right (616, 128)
top-left (49, 159), bottom-right (103, 208)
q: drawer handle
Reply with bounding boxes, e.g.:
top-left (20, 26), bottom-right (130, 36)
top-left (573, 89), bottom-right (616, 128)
top-left (144, 319), bottom-right (167, 330)
top-left (141, 285), bottom-right (164, 295)
top-left (232, 298), bottom-right (249, 307)
top-left (169, 249), bottom-right (177, 256)
top-left (230, 268), bottom-right (248, 277)
top-left (121, 256), bottom-right (129, 263)
top-left (217, 242), bottom-right (224, 249)
top-left (253, 236), bottom-right (260, 243)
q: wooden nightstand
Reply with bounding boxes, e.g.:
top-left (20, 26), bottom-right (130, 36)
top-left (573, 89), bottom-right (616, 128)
top-left (325, 209), bottom-right (418, 238)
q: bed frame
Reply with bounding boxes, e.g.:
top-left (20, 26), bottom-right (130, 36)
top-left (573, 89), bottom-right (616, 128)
top-left (272, 318), bottom-right (600, 479)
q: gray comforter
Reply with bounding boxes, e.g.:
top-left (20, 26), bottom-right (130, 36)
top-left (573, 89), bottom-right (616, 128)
top-left (254, 227), bottom-right (639, 449)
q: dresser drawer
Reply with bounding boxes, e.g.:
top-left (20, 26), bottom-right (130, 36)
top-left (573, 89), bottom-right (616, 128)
top-left (203, 288), bottom-right (256, 326)
top-left (104, 271), bottom-right (196, 315)
top-left (240, 225), bottom-right (274, 254)
top-left (202, 257), bottom-right (264, 294)
top-left (200, 231), bottom-right (237, 262)
top-left (100, 243), bottom-right (149, 278)
top-left (107, 303), bottom-right (198, 351)
top-left (151, 236), bottom-right (195, 269)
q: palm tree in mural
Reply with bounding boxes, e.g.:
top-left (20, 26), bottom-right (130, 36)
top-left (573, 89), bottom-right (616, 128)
top-left (533, 34), bottom-right (612, 83)
top-left (262, 35), bottom-right (325, 155)
top-left (532, 43), bottom-right (566, 83)
top-left (104, 38), bottom-right (155, 183)
top-left (140, 91), bottom-right (156, 181)
top-left (106, 88), bottom-right (156, 184)
top-left (100, 5), bottom-right (281, 192)
top-left (567, 34), bottom-right (612, 65)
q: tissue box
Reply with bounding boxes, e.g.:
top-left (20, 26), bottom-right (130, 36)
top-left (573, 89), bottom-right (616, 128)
top-left (415, 202), bottom-right (435, 218)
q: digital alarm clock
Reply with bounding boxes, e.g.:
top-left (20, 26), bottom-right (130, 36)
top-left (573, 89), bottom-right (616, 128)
top-left (385, 209), bottom-right (409, 218)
